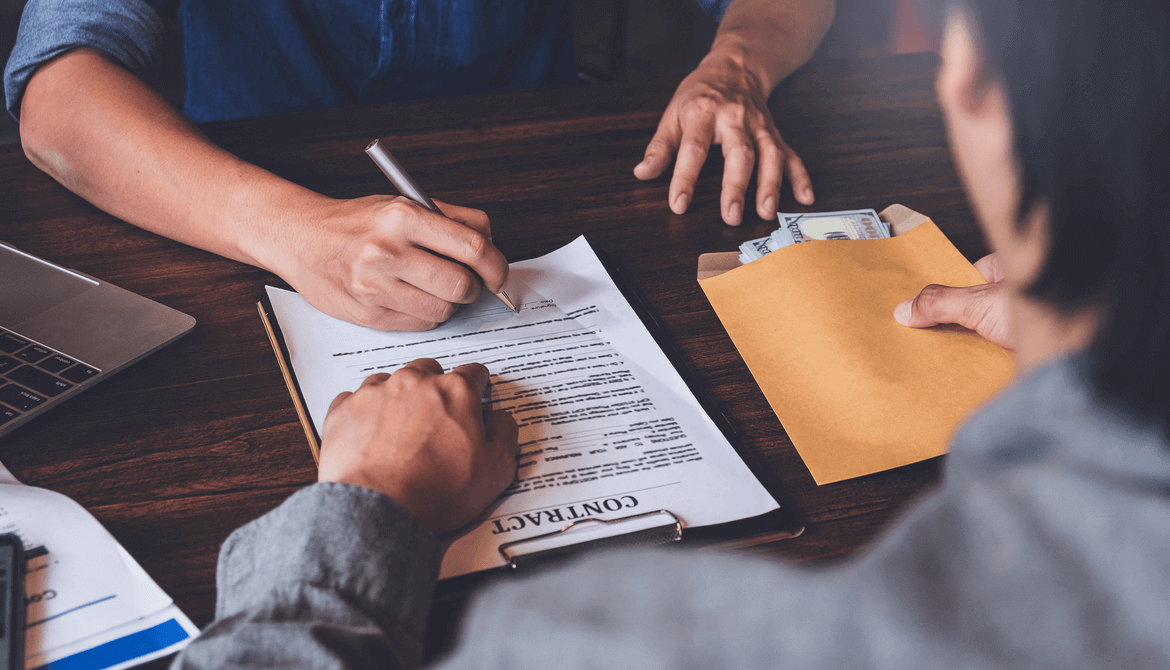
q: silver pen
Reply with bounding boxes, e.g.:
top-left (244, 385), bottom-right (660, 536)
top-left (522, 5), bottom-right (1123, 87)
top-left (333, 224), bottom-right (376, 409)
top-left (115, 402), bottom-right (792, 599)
top-left (365, 138), bottom-right (519, 313)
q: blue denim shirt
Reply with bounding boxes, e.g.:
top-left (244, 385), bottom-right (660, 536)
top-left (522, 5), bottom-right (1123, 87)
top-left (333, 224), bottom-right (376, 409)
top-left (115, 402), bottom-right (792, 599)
top-left (4, 0), bottom-right (578, 122)
top-left (4, 0), bottom-right (735, 123)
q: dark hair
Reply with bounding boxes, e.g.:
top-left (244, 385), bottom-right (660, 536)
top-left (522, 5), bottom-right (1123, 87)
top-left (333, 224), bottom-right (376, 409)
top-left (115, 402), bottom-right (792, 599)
top-left (954, 0), bottom-right (1170, 429)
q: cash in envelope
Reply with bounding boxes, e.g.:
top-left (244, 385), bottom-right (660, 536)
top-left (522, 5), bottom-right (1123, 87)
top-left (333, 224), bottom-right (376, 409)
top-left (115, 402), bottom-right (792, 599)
top-left (739, 209), bottom-right (890, 265)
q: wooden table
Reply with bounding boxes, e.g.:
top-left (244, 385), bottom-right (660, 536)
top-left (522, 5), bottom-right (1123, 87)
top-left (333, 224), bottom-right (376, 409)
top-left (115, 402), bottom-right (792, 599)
top-left (0, 52), bottom-right (984, 662)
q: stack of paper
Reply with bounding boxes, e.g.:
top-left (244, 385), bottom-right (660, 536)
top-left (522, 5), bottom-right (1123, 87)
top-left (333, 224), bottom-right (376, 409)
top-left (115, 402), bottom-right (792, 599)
top-left (0, 461), bottom-right (198, 670)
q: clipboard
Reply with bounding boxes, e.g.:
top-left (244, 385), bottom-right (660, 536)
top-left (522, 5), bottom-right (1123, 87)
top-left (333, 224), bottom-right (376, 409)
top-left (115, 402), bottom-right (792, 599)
top-left (256, 238), bottom-right (804, 588)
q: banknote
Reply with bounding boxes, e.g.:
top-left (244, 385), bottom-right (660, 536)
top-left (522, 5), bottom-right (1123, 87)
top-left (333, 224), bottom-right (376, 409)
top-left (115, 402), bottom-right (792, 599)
top-left (770, 209), bottom-right (888, 250)
top-left (738, 236), bottom-right (773, 265)
top-left (738, 208), bottom-right (890, 264)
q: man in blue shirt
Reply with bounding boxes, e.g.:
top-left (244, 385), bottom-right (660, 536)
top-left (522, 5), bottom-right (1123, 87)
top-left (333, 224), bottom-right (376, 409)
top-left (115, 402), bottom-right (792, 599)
top-left (5, 0), bottom-right (833, 331)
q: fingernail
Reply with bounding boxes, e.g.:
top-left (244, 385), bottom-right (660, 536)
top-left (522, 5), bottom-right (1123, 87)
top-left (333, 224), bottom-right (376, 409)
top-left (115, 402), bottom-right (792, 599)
top-left (894, 299), bottom-right (913, 325)
top-left (802, 187), bottom-right (815, 203)
top-left (728, 202), bottom-right (742, 225)
top-left (764, 197), bottom-right (776, 216)
top-left (674, 193), bottom-right (689, 214)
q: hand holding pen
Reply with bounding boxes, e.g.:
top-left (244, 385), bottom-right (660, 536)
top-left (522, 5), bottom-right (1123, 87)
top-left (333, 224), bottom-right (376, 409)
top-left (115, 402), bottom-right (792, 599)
top-left (366, 139), bottom-right (518, 313)
top-left (248, 139), bottom-right (511, 332)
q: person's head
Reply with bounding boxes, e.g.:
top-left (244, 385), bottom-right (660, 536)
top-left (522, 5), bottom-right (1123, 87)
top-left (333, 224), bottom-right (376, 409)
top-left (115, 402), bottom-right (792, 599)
top-left (936, 0), bottom-right (1170, 429)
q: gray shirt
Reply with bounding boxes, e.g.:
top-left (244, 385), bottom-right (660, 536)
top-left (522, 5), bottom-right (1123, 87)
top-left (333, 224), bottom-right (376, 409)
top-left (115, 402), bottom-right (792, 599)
top-left (173, 355), bottom-right (1170, 669)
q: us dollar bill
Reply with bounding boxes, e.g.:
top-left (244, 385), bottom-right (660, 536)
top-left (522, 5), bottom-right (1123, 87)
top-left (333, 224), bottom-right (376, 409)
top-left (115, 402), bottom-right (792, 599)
top-left (738, 208), bottom-right (890, 264)
top-left (770, 209), bottom-right (888, 250)
top-left (738, 235), bottom-right (772, 265)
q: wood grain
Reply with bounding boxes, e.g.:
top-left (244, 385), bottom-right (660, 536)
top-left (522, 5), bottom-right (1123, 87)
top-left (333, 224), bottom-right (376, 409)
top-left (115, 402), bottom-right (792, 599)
top-left (0, 52), bottom-right (984, 661)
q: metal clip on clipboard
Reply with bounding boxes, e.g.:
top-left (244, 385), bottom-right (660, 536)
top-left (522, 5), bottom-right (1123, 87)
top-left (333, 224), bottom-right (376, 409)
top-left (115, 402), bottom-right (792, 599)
top-left (497, 509), bottom-right (683, 570)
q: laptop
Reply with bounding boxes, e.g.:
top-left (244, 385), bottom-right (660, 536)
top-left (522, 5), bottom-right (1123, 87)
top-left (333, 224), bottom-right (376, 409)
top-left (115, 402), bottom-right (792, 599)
top-left (0, 241), bottom-right (196, 438)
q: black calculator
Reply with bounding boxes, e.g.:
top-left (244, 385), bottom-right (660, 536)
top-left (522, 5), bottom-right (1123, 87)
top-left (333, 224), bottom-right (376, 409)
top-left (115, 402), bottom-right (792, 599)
top-left (0, 534), bottom-right (24, 670)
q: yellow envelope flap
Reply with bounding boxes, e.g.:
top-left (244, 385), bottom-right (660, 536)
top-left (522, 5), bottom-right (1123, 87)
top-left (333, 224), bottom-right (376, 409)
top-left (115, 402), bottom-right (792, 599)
top-left (699, 217), bottom-right (1013, 484)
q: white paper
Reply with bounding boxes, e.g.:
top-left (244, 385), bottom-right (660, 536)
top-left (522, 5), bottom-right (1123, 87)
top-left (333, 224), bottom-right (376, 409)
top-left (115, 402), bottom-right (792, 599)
top-left (0, 464), bottom-right (199, 670)
top-left (267, 236), bottom-right (778, 578)
top-left (25, 605), bottom-right (198, 670)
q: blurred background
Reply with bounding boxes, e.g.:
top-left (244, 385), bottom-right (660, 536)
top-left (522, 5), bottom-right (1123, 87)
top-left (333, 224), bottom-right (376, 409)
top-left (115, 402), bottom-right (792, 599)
top-left (0, 0), bottom-right (939, 144)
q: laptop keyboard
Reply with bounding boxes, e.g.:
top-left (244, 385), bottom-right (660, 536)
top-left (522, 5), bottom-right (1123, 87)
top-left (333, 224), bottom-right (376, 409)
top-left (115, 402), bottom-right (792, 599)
top-left (0, 328), bottom-right (99, 427)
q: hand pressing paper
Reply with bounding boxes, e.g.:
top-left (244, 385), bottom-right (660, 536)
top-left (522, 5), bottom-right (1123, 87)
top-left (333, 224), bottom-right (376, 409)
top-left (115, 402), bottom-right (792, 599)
top-left (699, 205), bottom-right (1013, 485)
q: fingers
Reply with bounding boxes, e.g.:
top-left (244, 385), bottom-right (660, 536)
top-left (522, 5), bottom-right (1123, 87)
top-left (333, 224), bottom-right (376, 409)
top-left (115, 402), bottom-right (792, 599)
top-left (327, 390), bottom-right (353, 416)
top-left (358, 307), bottom-right (441, 332)
top-left (405, 205), bottom-right (509, 294)
top-left (642, 89), bottom-right (815, 224)
top-left (719, 125), bottom-right (756, 226)
top-left (434, 199), bottom-right (492, 240)
top-left (895, 284), bottom-right (980, 328)
top-left (715, 125), bottom-right (814, 224)
top-left (635, 114), bottom-right (682, 182)
top-left (396, 360), bottom-right (491, 411)
top-left (484, 409), bottom-right (518, 444)
top-left (893, 261), bottom-right (1004, 334)
top-left (347, 200), bottom-right (509, 328)
top-left (973, 253), bottom-right (1003, 282)
top-left (345, 274), bottom-right (457, 330)
top-left (754, 133), bottom-right (783, 220)
top-left (483, 409), bottom-right (520, 484)
top-left (780, 138), bottom-right (815, 206)
top-left (386, 247), bottom-right (483, 307)
top-left (401, 358), bottom-right (444, 375)
top-left (357, 373), bottom-right (392, 389)
top-left (892, 282), bottom-right (1011, 349)
top-left (668, 105), bottom-right (716, 215)
top-left (725, 120), bottom-right (813, 223)
top-left (449, 362), bottom-right (490, 397)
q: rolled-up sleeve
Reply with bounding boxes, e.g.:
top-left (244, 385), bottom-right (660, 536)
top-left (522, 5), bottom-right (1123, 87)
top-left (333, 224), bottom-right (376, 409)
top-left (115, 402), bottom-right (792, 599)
top-left (174, 482), bottom-right (444, 670)
top-left (3, 0), bottom-right (167, 119)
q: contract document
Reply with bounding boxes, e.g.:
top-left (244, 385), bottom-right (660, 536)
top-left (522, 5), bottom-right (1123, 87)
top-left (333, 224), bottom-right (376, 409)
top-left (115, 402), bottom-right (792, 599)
top-left (265, 236), bottom-right (781, 579)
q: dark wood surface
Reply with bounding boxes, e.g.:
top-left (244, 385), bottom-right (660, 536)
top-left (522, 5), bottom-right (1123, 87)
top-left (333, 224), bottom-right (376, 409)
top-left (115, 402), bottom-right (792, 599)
top-left (0, 52), bottom-right (985, 659)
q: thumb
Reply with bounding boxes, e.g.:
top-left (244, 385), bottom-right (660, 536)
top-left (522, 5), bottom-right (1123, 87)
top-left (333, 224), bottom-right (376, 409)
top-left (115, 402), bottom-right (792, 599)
top-left (973, 253), bottom-right (1004, 282)
top-left (483, 409), bottom-right (520, 488)
top-left (894, 283), bottom-right (987, 329)
top-left (484, 409), bottom-right (519, 458)
top-left (635, 118), bottom-right (681, 181)
top-left (894, 282), bottom-right (1012, 348)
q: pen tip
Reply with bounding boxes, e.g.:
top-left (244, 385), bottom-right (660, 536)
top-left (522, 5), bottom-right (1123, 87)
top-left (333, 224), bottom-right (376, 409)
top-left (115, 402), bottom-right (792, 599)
top-left (497, 290), bottom-right (519, 313)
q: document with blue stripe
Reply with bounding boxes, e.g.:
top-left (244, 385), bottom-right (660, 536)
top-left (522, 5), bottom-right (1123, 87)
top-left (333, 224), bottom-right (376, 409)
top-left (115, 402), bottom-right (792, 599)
top-left (0, 461), bottom-right (199, 670)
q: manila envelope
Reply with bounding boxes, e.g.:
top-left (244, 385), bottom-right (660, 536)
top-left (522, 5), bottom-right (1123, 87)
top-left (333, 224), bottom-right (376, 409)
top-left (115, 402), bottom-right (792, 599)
top-left (698, 205), bottom-right (1013, 485)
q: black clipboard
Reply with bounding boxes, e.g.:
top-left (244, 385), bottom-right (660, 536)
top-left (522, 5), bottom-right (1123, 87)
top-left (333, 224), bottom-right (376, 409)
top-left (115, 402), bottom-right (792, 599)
top-left (257, 237), bottom-right (804, 591)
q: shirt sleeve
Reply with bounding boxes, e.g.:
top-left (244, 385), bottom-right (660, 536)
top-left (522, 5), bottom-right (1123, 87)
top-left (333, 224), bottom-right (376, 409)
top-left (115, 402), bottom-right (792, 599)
top-left (173, 448), bottom-right (1166, 668)
top-left (430, 464), bottom-right (1154, 669)
top-left (171, 475), bottom-right (1050, 669)
top-left (171, 482), bottom-right (443, 670)
top-left (3, 0), bottom-right (169, 120)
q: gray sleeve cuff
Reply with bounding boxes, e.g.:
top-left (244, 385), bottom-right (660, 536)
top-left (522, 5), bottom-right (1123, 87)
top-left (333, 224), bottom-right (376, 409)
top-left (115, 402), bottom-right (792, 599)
top-left (4, 0), bottom-right (165, 120)
top-left (215, 482), bottom-right (444, 660)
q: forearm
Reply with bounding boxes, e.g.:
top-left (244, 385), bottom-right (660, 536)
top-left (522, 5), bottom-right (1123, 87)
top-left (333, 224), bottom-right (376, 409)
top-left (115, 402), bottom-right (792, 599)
top-left (18, 48), bottom-right (329, 272)
top-left (708, 0), bottom-right (835, 93)
top-left (174, 483), bottom-right (443, 670)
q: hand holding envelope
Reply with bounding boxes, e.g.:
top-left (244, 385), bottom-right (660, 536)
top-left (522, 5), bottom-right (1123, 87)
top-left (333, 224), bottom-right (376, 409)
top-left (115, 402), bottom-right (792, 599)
top-left (699, 205), bottom-right (1014, 485)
